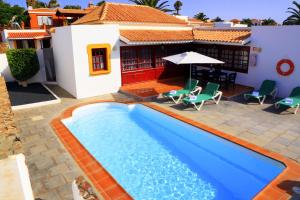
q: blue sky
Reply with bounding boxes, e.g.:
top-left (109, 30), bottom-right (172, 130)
top-left (6, 0), bottom-right (294, 23)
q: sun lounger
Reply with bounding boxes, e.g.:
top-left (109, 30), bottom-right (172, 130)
top-left (244, 80), bottom-right (277, 104)
top-left (275, 87), bottom-right (300, 114)
top-left (182, 82), bottom-right (222, 111)
top-left (162, 79), bottom-right (200, 104)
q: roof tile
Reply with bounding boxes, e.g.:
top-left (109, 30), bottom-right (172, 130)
top-left (193, 29), bottom-right (251, 44)
top-left (7, 31), bottom-right (51, 40)
top-left (120, 29), bottom-right (251, 44)
top-left (73, 2), bottom-right (187, 25)
top-left (120, 30), bottom-right (194, 43)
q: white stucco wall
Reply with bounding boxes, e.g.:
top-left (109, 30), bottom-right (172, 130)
top-left (236, 26), bottom-right (300, 97)
top-left (52, 25), bottom-right (121, 99)
top-left (52, 26), bottom-right (77, 97)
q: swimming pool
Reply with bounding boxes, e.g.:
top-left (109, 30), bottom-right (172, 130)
top-left (62, 103), bottom-right (285, 200)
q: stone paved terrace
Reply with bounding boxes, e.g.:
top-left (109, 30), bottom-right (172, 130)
top-left (12, 84), bottom-right (300, 199)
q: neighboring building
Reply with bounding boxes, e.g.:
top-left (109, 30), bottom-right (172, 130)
top-left (174, 16), bottom-right (214, 28)
top-left (25, 7), bottom-right (95, 29)
top-left (2, 6), bottom-right (96, 50)
top-left (251, 19), bottom-right (263, 26)
top-left (52, 2), bottom-right (251, 98)
top-left (2, 29), bottom-right (51, 49)
top-left (214, 21), bottom-right (248, 28)
top-left (25, 8), bottom-right (59, 29)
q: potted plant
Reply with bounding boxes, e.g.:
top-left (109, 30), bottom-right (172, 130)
top-left (6, 48), bottom-right (40, 87)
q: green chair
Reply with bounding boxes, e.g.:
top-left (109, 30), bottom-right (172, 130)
top-left (244, 80), bottom-right (277, 104)
top-left (182, 82), bottom-right (222, 111)
top-left (162, 79), bottom-right (200, 104)
top-left (275, 87), bottom-right (300, 114)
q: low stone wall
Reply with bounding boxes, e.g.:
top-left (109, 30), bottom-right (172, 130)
top-left (0, 76), bottom-right (22, 159)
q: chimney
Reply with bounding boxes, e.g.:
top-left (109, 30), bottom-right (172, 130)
top-left (88, 0), bottom-right (94, 8)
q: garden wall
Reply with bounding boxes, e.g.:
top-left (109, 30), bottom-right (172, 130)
top-left (236, 26), bottom-right (300, 97)
top-left (0, 76), bottom-right (22, 159)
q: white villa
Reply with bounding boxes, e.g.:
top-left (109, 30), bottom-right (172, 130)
top-left (1, 2), bottom-right (300, 99)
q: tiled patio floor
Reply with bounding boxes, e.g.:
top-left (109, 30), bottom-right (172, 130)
top-left (13, 85), bottom-right (300, 199)
top-left (120, 78), bottom-right (253, 100)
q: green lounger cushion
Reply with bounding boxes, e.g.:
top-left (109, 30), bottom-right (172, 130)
top-left (276, 87), bottom-right (300, 108)
top-left (245, 80), bottom-right (276, 99)
top-left (183, 82), bottom-right (220, 104)
top-left (163, 79), bottom-right (198, 97)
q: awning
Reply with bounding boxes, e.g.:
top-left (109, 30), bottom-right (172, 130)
top-left (7, 31), bottom-right (51, 40)
top-left (193, 29), bottom-right (251, 45)
top-left (120, 29), bottom-right (251, 45)
top-left (120, 30), bottom-right (194, 45)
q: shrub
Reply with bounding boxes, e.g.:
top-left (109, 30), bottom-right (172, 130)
top-left (6, 48), bottom-right (40, 81)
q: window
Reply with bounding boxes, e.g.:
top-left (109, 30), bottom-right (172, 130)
top-left (138, 48), bottom-right (153, 69)
top-left (220, 49), bottom-right (233, 69)
top-left (195, 44), bottom-right (250, 73)
top-left (37, 16), bottom-right (53, 26)
top-left (206, 48), bottom-right (219, 58)
top-left (15, 40), bottom-right (24, 49)
top-left (121, 48), bottom-right (138, 71)
top-left (121, 47), bottom-right (153, 71)
top-left (155, 48), bottom-right (167, 67)
top-left (41, 39), bottom-right (51, 49)
top-left (27, 40), bottom-right (35, 48)
top-left (87, 44), bottom-right (111, 76)
top-left (234, 50), bottom-right (249, 71)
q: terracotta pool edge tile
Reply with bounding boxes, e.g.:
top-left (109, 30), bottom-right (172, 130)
top-left (50, 100), bottom-right (300, 200)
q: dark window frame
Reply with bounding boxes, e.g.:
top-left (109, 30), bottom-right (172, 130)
top-left (195, 44), bottom-right (250, 73)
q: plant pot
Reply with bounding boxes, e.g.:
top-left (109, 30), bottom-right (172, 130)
top-left (18, 81), bottom-right (28, 87)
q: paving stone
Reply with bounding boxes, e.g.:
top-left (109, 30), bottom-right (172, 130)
top-left (272, 137), bottom-right (292, 146)
top-left (36, 190), bottom-right (62, 200)
top-left (57, 184), bottom-right (73, 199)
top-left (34, 157), bottom-right (55, 170)
top-left (29, 144), bottom-right (48, 155)
top-left (49, 163), bottom-right (71, 176)
top-left (43, 175), bottom-right (66, 190)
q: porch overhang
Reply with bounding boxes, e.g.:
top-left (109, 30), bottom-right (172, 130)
top-left (120, 29), bottom-right (251, 46)
top-left (120, 29), bottom-right (194, 45)
top-left (7, 30), bottom-right (51, 40)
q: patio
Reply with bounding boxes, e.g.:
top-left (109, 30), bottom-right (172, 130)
top-left (12, 85), bottom-right (300, 199)
top-left (120, 77), bottom-right (253, 100)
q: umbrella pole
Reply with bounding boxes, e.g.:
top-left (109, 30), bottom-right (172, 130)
top-left (189, 64), bottom-right (192, 89)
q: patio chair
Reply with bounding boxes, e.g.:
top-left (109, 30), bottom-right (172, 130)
top-left (162, 79), bottom-right (201, 104)
top-left (244, 80), bottom-right (277, 104)
top-left (274, 87), bottom-right (300, 114)
top-left (226, 72), bottom-right (237, 89)
top-left (182, 82), bottom-right (223, 111)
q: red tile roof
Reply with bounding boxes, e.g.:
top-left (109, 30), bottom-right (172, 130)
top-left (56, 8), bottom-right (90, 15)
top-left (73, 2), bottom-right (188, 25)
top-left (7, 31), bottom-right (51, 40)
top-left (120, 30), bottom-right (194, 43)
top-left (120, 29), bottom-right (251, 44)
top-left (193, 29), bottom-right (251, 44)
top-left (27, 8), bottom-right (56, 13)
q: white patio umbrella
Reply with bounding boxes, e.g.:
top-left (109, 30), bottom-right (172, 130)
top-left (163, 51), bottom-right (224, 87)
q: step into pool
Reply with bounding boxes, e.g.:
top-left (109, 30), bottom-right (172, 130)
top-left (62, 103), bottom-right (285, 200)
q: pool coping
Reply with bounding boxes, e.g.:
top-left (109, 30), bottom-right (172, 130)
top-left (51, 100), bottom-right (300, 200)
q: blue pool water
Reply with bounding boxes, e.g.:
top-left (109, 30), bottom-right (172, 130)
top-left (63, 103), bottom-right (285, 200)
